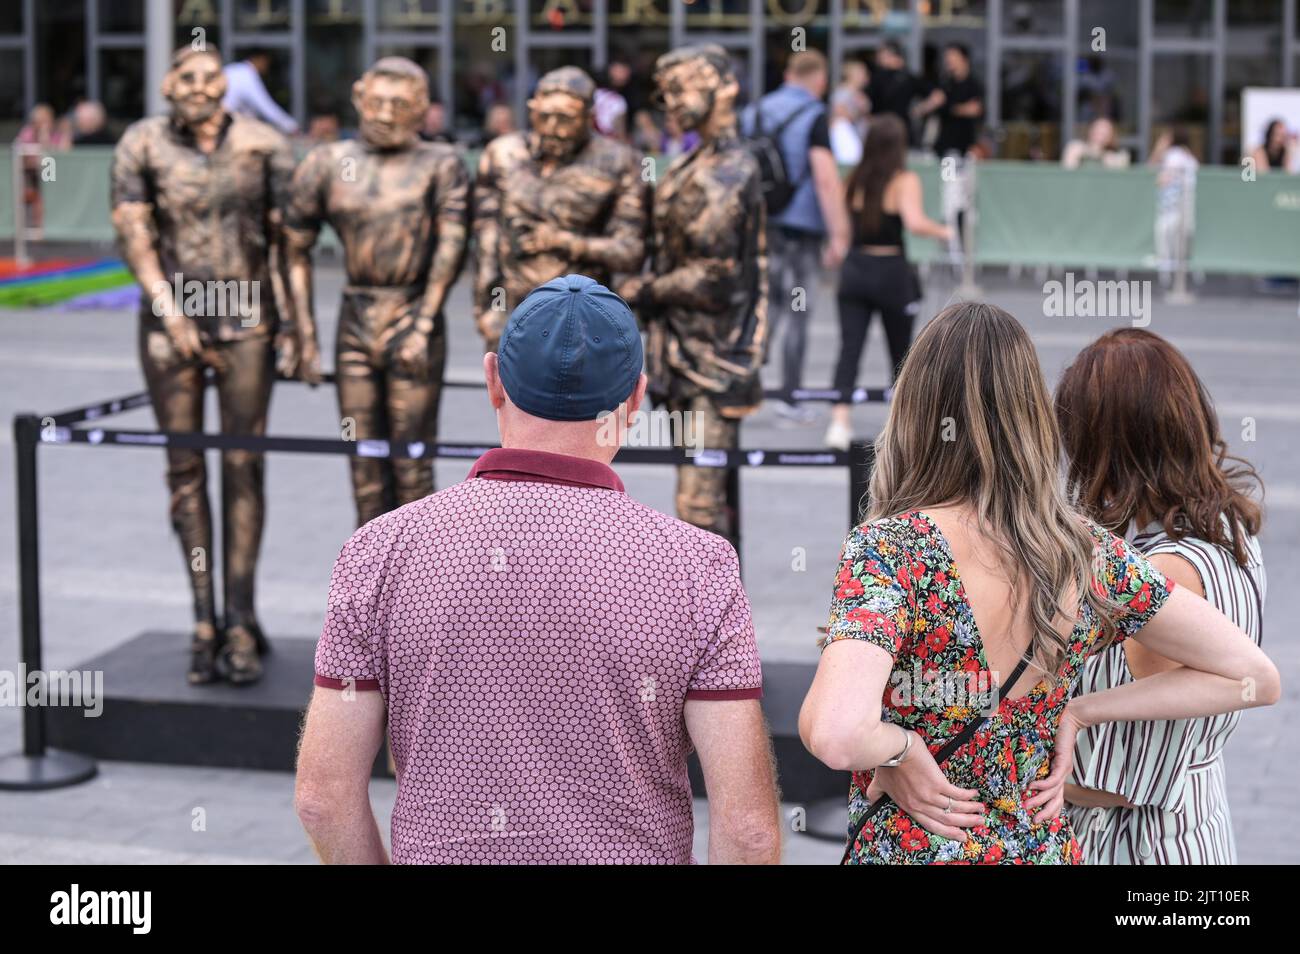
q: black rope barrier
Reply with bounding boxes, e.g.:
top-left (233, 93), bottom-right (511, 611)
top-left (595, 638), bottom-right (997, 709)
top-left (42, 375), bottom-right (891, 430)
top-left (4, 377), bottom-right (879, 790)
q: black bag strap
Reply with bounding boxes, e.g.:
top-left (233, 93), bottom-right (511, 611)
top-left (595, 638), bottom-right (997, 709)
top-left (771, 99), bottom-right (820, 138)
top-left (749, 99), bottom-right (820, 153)
top-left (839, 650), bottom-right (1034, 865)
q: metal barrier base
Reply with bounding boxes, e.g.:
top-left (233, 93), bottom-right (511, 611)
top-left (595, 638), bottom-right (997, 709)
top-left (0, 749), bottom-right (98, 791)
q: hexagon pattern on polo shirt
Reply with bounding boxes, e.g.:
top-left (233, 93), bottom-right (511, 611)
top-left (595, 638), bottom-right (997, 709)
top-left (315, 468), bottom-right (762, 864)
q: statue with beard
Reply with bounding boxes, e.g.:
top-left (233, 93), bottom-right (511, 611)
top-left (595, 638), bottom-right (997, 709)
top-left (111, 45), bottom-right (300, 686)
top-left (472, 67), bottom-right (646, 351)
top-left (285, 58), bottom-right (469, 527)
top-left (619, 45), bottom-right (768, 547)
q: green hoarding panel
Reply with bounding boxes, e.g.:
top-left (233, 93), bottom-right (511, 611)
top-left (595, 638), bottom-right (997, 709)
top-left (39, 146), bottom-right (116, 242)
top-left (0, 151), bottom-right (13, 240)
top-left (973, 161), bottom-right (1158, 270)
top-left (1189, 168), bottom-right (1300, 277)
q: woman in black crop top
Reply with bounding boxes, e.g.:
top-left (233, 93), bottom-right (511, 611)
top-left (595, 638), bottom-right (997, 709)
top-left (825, 114), bottom-right (953, 451)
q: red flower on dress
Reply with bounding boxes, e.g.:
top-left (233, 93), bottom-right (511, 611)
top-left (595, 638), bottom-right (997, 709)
top-left (836, 577), bottom-right (864, 599)
top-left (900, 827), bottom-right (929, 852)
top-left (1128, 581), bottom-right (1153, 614)
top-left (925, 627), bottom-right (951, 653)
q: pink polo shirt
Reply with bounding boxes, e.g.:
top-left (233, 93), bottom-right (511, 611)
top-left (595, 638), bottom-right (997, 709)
top-left (314, 447), bottom-right (762, 864)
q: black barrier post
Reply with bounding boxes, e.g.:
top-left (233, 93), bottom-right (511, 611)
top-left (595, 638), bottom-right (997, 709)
top-left (0, 414), bottom-right (98, 790)
top-left (847, 439), bottom-right (872, 528)
top-left (726, 462), bottom-right (742, 577)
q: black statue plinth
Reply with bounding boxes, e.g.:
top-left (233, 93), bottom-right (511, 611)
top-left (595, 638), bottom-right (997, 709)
top-left (42, 633), bottom-right (845, 806)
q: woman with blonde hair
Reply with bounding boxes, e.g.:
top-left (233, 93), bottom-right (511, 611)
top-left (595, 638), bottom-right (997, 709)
top-left (799, 302), bottom-right (1280, 864)
top-left (1057, 328), bottom-right (1265, 863)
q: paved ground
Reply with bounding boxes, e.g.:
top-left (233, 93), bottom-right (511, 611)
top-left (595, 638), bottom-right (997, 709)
top-left (0, 252), bottom-right (1296, 863)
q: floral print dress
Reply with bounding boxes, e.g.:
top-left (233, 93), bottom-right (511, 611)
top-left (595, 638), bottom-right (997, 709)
top-left (824, 511), bottom-right (1174, 865)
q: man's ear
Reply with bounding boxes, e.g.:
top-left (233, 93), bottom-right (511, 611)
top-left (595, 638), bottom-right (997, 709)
top-left (483, 351), bottom-right (506, 409)
top-left (160, 70), bottom-right (175, 100)
top-left (626, 373), bottom-right (647, 418)
top-left (350, 79), bottom-right (366, 115)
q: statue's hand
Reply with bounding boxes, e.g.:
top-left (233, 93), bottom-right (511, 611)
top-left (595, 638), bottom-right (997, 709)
top-left (161, 308), bottom-right (203, 363)
top-left (517, 222), bottom-right (575, 256)
top-left (276, 329), bottom-right (323, 385)
top-left (392, 328), bottom-right (431, 380)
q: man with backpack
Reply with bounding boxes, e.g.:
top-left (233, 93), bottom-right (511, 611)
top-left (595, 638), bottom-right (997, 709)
top-left (742, 50), bottom-right (851, 423)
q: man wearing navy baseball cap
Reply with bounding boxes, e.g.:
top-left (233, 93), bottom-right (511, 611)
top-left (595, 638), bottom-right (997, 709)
top-left (298, 274), bottom-right (780, 865)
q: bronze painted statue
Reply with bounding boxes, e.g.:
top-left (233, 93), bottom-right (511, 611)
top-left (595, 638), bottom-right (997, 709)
top-left (285, 57), bottom-right (469, 527)
top-left (111, 45), bottom-right (300, 686)
top-left (472, 66), bottom-right (647, 351)
top-left (621, 44), bottom-right (768, 546)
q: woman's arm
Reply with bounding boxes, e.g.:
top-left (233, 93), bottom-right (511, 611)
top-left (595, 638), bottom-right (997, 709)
top-left (1122, 552), bottom-right (1203, 679)
top-left (895, 171), bottom-right (954, 242)
top-left (1064, 783), bottom-right (1134, 810)
top-left (800, 638), bottom-right (907, 771)
top-left (1073, 584), bottom-right (1279, 728)
top-left (1027, 583), bottom-right (1278, 822)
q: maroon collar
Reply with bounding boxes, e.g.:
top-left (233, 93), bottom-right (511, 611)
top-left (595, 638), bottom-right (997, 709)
top-left (467, 447), bottom-right (624, 492)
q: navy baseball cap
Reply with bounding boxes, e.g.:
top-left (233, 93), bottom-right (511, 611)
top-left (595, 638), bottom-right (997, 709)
top-left (497, 275), bottom-right (644, 422)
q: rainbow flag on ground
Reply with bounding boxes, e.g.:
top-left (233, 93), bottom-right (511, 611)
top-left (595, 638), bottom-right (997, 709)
top-left (0, 257), bottom-right (137, 309)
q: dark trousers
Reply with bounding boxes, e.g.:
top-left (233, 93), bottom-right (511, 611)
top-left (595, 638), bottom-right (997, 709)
top-left (831, 251), bottom-right (919, 394)
top-left (766, 226), bottom-right (823, 398)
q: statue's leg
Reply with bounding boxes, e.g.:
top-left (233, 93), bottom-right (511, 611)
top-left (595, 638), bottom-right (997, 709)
top-left (138, 323), bottom-right (217, 680)
top-left (337, 293), bottom-right (392, 526)
top-left (672, 395), bottom-right (740, 548)
top-left (387, 319), bottom-right (446, 508)
top-left (213, 333), bottom-right (274, 683)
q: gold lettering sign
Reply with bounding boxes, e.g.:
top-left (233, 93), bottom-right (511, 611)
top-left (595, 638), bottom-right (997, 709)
top-left (767, 0), bottom-right (819, 27)
top-left (609, 0), bottom-right (668, 25)
top-left (378, 0), bottom-right (439, 27)
top-left (176, 0), bottom-right (218, 25)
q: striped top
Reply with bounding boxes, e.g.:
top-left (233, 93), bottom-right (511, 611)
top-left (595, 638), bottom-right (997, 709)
top-left (1071, 518), bottom-right (1266, 811)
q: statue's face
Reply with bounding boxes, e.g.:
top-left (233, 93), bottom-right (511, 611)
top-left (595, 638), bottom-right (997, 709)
top-left (657, 60), bottom-right (718, 133)
top-left (356, 74), bottom-right (425, 149)
top-left (164, 52), bottom-right (227, 126)
top-left (528, 91), bottom-right (589, 159)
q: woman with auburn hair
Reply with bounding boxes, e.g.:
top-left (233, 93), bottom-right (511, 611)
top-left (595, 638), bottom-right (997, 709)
top-left (799, 302), bottom-right (1280, 865)
top-left (1056, 328), bottom-right (1266, 864)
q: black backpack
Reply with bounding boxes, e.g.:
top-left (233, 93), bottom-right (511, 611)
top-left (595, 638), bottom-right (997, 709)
top-left (744, 99), bottom-right (821, 216)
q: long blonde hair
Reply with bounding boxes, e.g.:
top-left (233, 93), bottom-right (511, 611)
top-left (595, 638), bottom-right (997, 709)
top-left (867, 301), bottom-right (1119, 677)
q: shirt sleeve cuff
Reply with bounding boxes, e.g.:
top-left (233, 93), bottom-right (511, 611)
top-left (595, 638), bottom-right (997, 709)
top-left (685, 686), bottom-right (763, 701)
top-left (313, 674), bottom-right (382, 691)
